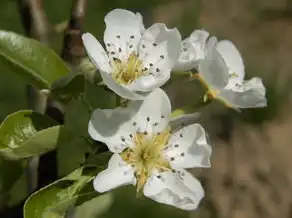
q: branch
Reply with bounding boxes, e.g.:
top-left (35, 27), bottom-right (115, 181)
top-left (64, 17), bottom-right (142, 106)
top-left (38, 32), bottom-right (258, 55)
top-left (19, 0), bottom-right (50, 44)
top-left (18, 0), bottom-right (50, 195)
top-left (61, 0), bottom-right (88, 65)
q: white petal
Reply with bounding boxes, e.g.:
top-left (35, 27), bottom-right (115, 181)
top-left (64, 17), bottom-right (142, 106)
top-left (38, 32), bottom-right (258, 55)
top-left (94, 154), bottom-right (136, 193)
top-left (136, 12), bottom-right (146, 33)
top-left (173, 38), bottom-right (199, 72)
top-left (143, 170), bottom-right (204, 210)
top-left (135, 23), bottom-right (181, 91)
top-left (218, 78), bottom-right (267, 108)
top-left (216, 40), bottom-right (245, 79)
top-left (189, 29), bottom-right (209, 45)
top-left (88, 107), bottom-right (137, 153)
top-left (198, 47), bottom-right (229, 90)
top-left (82, 33), bottom-right (111, 72)
top-left (204, 36), bottom-right (218, 53)
top-left (169, 113), bottom-right (201, 133)
top-left (165, 124), bottom-right (211, 168)
top-left (218, 77), bottom-right (267, 109)
top-left (190, 29), bottom-right (210, 60)
top-left (130, 88), bottom-right (171, 134)
top-left (99, 70), bottom-right (144, 100)
top-left (128, 73), bottom-right (170, 92)
top-left (104, 9), bottom-right (142, 61)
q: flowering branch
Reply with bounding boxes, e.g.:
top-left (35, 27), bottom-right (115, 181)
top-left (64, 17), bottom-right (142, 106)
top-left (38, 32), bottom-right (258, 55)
top-left (61, 0), bottom-right (88, 66)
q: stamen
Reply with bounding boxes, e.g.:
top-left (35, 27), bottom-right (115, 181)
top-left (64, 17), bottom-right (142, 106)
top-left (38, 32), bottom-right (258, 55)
top-left (120, 129), bottom-right (172, 193)
top-left (111, 52), bottom-right (149, 85)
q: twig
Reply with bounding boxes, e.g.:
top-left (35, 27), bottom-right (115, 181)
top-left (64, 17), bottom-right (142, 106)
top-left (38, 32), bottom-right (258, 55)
top-left (61, 0), bottom-right (88, 66)
top-left (18, 0), bottom-right (50, 194)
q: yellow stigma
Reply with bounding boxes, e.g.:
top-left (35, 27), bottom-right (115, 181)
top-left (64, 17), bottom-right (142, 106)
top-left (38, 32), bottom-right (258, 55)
top-left (111, 53), bottom-right (148, 85)
top-left (120, 129), bottom-right (171, 194)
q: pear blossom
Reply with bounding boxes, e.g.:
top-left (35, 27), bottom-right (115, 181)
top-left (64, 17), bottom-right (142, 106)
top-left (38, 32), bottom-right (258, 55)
top-left (88, 88), bottom-right (211, 210)
top-left (173, 29), bottom-right (217, 71)
top-left (82, 9), bottom-right (181, 100)
top-left (197, 41), bottom-right (267, 109)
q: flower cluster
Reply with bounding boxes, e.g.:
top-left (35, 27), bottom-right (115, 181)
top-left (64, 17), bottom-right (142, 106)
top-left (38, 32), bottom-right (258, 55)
top-left (82, 9), bottom-right (267, 210)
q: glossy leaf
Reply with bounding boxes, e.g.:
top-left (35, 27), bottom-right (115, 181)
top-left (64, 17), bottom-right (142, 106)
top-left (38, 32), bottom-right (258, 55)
top-left (23, 167), bottom-right (98, 218)
top-left (0, 110), bottom-right (61, 159)
top-left (0, 31), bottom-right (69, 89)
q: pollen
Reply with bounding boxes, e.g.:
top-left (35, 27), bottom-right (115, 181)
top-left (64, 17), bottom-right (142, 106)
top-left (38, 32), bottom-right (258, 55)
top-left (111, 53), bottom-right (148, 85)
top-left (120, 129), bottom-right (171, 194)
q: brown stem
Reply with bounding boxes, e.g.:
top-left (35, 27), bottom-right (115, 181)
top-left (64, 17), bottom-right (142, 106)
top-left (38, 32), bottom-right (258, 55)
top-left (61, 0), bottom-right (88, 65)
top-left (23, 0), bottom-right (50, 43)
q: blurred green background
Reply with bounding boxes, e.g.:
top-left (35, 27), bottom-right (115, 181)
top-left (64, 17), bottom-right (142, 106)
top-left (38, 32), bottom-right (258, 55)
top-left (1, 0), bottom-right (292, 218)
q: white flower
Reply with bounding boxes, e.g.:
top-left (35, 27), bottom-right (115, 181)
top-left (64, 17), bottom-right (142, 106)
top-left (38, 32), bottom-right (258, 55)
top-left (82, 9), bottom-right (181, 100)
top-left (88, 88), bottom-right (211, 210)
top-left (198, 40), bottom-right (267, 109)
top-left (173, 29), bottom-right (217, 71)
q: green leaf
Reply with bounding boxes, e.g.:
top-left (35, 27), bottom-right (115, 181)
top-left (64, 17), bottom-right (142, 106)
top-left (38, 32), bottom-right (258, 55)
top-left (0, 31), bottom-right (69, 89)
top-left (23, 167), bottom-right (98, 218)
top-left (64, 83), bottom-right (117, 137)
top-left (50, 73), bottom-right (85, 104)
top-left (57, 136), bottom-right (92, 177)
top-left (64, 98), bottom-right (91, 137)
top-left (0, 110), bottom-right (62, 159)
top-left (74, 193), bottom-right (113, 218)
top-left (0, 158), bottom-right (24, 192)
top-left (0, 158), bottom-right (26, 208)
top-left (85, 82), bottom-right (117, 109)
top-left (6, 172), bottom-right (29, 207)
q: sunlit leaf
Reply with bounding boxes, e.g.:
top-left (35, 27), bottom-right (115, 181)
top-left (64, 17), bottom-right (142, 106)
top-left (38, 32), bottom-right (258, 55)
top-left (23, 167), bottom-right (98, 218)
top-left (0, 31), bottom-right (69, 89)
top-left (0, 110), bottom-right (62, 159)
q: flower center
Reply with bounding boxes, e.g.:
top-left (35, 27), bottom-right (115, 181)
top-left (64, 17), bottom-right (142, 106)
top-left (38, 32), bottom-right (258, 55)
top-left (111, 53), bottom-right (148, 85)
top-left (120, 129), bottom-right (171, 193)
